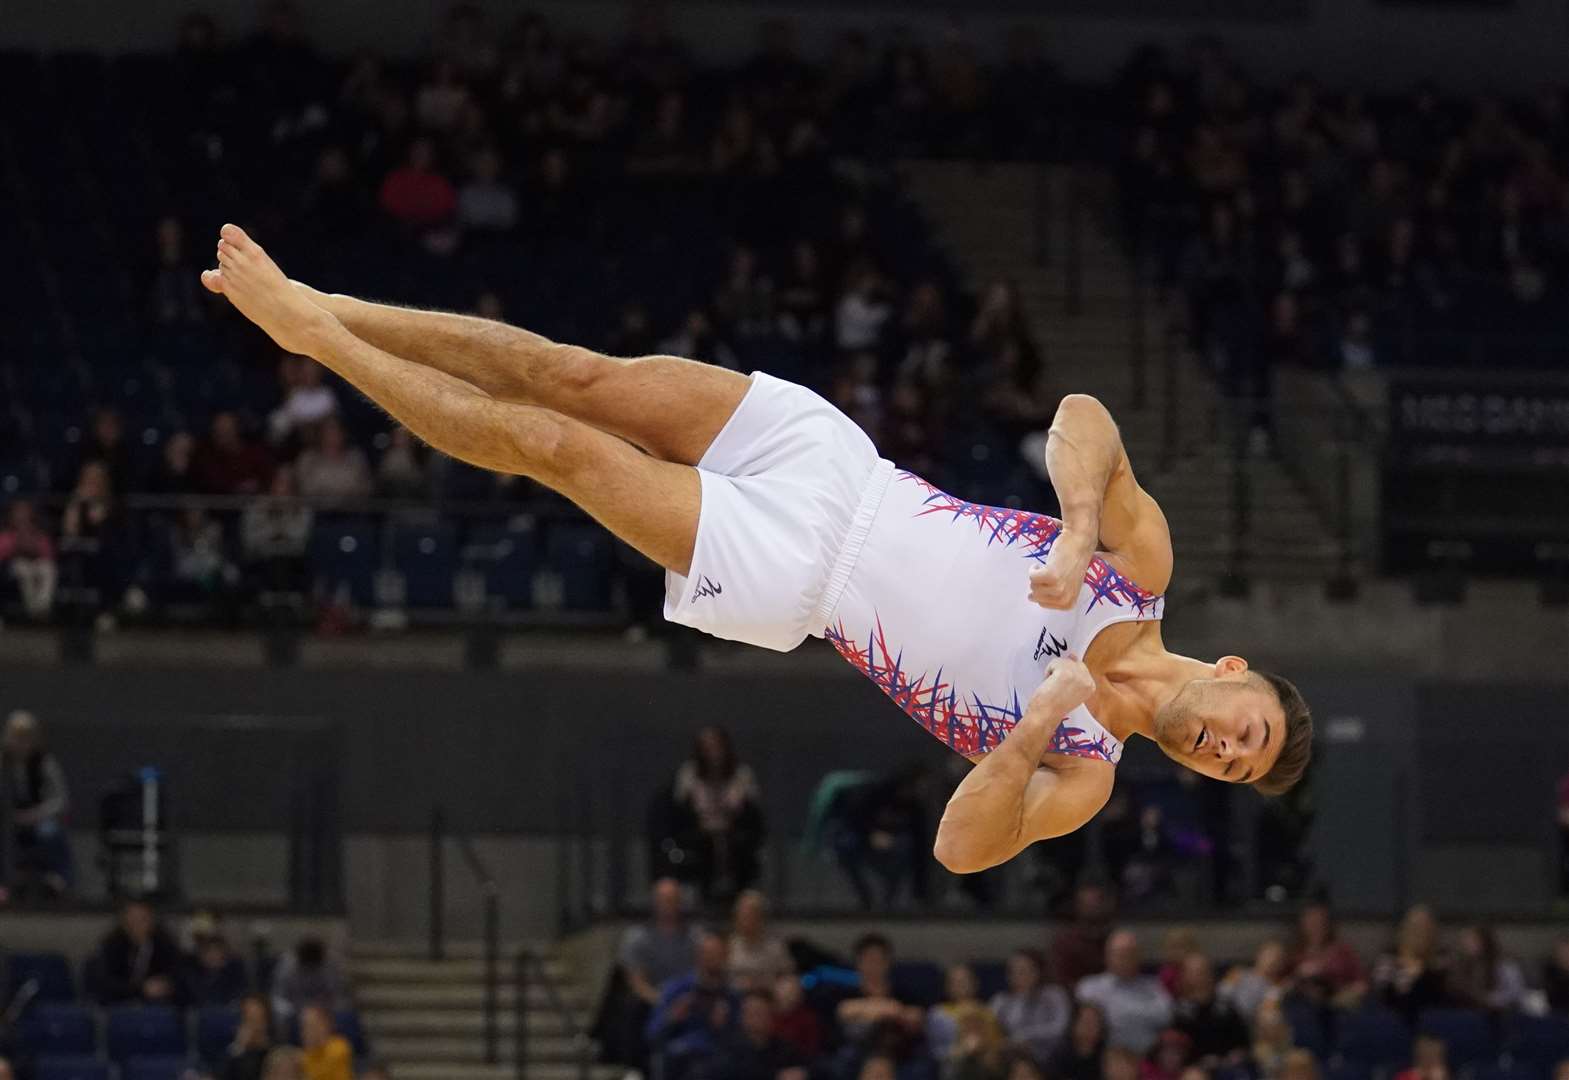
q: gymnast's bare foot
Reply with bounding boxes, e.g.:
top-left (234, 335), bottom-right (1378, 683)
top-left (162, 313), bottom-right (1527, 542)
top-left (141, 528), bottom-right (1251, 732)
top-left (201, 224), bottom-right (338, 356)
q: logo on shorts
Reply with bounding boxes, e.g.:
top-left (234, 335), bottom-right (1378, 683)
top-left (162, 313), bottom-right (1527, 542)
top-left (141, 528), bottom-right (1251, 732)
top-left (692, 576), bottom-right (723, 602)
top-left (1034, 629), bottom-right (1068, 661)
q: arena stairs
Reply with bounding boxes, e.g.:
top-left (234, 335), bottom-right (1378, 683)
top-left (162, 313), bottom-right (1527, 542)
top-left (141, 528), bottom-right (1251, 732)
top-left (898, 160), bottom-right (1340, 588)
top-left (352, 940), bottom-right (618, 1080)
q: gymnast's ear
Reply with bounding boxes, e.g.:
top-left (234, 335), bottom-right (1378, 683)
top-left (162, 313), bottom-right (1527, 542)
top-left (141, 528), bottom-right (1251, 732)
top-left (1214, 655), bottom-right (1249, 677)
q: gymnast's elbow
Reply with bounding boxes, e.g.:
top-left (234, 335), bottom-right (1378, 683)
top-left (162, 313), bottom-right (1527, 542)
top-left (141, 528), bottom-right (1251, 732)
top-left (932, 826), bottom-right (1008, 876)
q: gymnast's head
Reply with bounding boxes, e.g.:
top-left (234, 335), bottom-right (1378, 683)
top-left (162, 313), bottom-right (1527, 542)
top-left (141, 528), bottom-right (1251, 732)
top-left (1150, 656), bottom-right (1313, 795)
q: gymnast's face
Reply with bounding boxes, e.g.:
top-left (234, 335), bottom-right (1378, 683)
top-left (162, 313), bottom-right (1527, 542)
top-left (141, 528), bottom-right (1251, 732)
top-left (1152, 656), bottom-right (1285, 784)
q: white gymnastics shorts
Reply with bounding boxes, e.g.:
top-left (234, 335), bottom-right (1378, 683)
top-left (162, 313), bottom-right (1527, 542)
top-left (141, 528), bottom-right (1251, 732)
top-left (663, 371), bottom-right (896, 652)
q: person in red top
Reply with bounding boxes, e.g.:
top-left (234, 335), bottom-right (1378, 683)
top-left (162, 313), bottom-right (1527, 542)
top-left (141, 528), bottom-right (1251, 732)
top-left (0, 499), bottom-right (57, 619)
top-left (1050, 884), bottom-right (1115, 989)
top-left (770, 973), bottom-right (822, 1060)
top-left (195, 412), bottom-right (273, 496)
top-left (378, 137), bottom-right (457, 227)
top-left (1292, 900), bottom-right (1367, 1007)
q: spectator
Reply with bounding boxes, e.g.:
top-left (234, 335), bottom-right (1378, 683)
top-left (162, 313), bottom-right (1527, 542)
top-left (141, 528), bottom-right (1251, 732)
top-left (0, 499), bottom-right (57, 619)
top-left (241, 467), bottom-right (313, 596)
top-left (299, 1004), bottom-right (354, 1080)
top-left (1051, 884), bottom-right (1115, 987)
top-left (711, 990), bottom-right (808, 1080)
top-left (0, 1057), bottom-right (11, 1080)
top-left (1394, 1034), bottom-right (1449, 1080)
top-left (71, 407), bottom-right (135, 496)
top-left (835, 266), bottom-right (892, 355)
top-left (457, 146), bottom-right (519, 232)
top-left (197, 412), bottom-right (274, 496)
top-left (830, 765), bottom-right (931, 910)
top-left (1104, 1047), bottom-right (1143, 1080)
top-left (163, 505), bottom-right (240, 614)
top-left (713, 246), bottom-right (776, 340)
top-left (151, 215), bottom-right (205, 325)
top-left (776, 241), bottom-right (829, 345)
top-left (1373, 904), bottom-right (1452, 1023)
top-left (1449, 924), bottom-right (1526, 1013)
top-left (1220, 939), bottom-right (1292, 1022)
top-left (897, 280), bottom-right (954, 393)
top-left (859, 1055), bottom-right (898, 1080)
top-left (89, 899), bottom-right (184, 1005)
top-left (772, 973), bottom-right (823, 1061)
top-left (728, 889), bottom-right (790, 992)
top-left (1544, 938), bottom-right (1569, 1015)
top-left (1075, 930), bottom-right (1173, 1055)
top-left (2, 710), bottom-right (73, 897)
top-left (376, 427), bottom-right (428, 499)
top-left (1157, 930), bottom-right (1201, 997)
top-left (59, 460), bottom-right (125, 624)
top-left (261, 1047), bottom-right (306, 1080)
top-left (1171, 953), bottom-right (1249, 1068)
top-left (928, 962), bottom-right (1003, 1062)
top-left (948, 1005), bottom-right (1009, 1080)
top-left (672, 724), bottom-right (764, 900)
top-left (270, 937), bottom-right (350, 1024)
top-left (660, 310), bottom-right (738, 370)
top-left (1004, 1051), bottom-right (1048, 1080)
top-left (621, 877), bottom-right (701, 1006)
top-left (358, 1064), bottom-right (392, 1080)
top-left (183, 913), bottom-right (250, 1006)
top-left (148, 432), bottom-right (200, 496)
top-left (1048, 1002), bottom-right (1108, 1080)
top-left (415, 59), bottom-right (471, 132)
top-left (379, 136), bottom-right (457, 228)
top-left (646, 931), bottom-right (740, 1080)
top-left (989, 948), bottom-right (1071, 1065)
top-left (1280, 1048), bottom-right (1319, 1080)
top-left (223, 994), bottom-right (276, 1080)
top-left (269, 356), bottom-right (340, 447)
top-left (836, 934), bottom-right (924, 1058)
top-left (1251, 999), bottom-right (1295, 1080)
top-left (1292, 900), bottom-right (1366, 1006)
top-left (295, 417), bottom-right (373, 502)
top-left (1143, 1028), bottom-right (1194, 1080)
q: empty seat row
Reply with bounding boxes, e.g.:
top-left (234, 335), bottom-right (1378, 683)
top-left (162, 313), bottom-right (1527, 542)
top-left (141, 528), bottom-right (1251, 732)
top-left (16, 1002), bottom-right (367, 1066)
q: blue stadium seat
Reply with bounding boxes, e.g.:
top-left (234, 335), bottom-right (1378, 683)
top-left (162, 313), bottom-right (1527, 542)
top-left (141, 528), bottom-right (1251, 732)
top-left (105, 1004), bottom-right (186, 1061)
top-left (890, 960), bottom-right (945, 1008)
top-left (123, 1056), bottom-right (192, 1080)
top-left (33, 1056), bottom-right (113, 1080)
top-left (5, 950), bottom-right (76, 1001)
top-left (1282, 996), bottom-right (1330, 1059)
top-left (1418, 1007), bottom-right (1495, 1067)
top-left (1506, 1015), bottom-right (1569, 1070)
top-left (544, 523), bottom-right (613, 611)
top-left (971, 959), bottom-right (1007, 1001)
top-left (196, 1006), bottom-right (241, 1067)
top-left (1335, 1005), bottom-right (1412, 1069)
top-left (309, 519), bottom-right (380, 607)
top-left (18, 1002), bottom-right (97, 1056)
top-left (465, 521), bottom-right (539, 610)
top-left (390, 522), bottom-right (458, 609)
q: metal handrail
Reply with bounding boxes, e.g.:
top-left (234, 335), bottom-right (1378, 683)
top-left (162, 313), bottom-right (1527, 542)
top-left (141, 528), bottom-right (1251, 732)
top-left (430, 806), bottom-right (503, 1065)
top-left (515, 947), bottom-right (592, 1080)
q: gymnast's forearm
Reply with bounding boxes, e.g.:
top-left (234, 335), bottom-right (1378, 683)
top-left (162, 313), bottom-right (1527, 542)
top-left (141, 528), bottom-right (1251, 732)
top-left (1045, 394), bottom-right (1125, 547)
top-left (296, 282), bottom-right (585, 402)
top-left (306, 320), bottom-right (557, 476)
top-left (933, 706), bottom-right (1061, 873)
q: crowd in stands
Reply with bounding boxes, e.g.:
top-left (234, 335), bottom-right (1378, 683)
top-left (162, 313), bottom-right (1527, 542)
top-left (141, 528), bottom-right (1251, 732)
top-left (595, 881), bottom-right (1569, 1080)
top-left (0, 1), bottom-right (1075, 631)
top-left (1114, 41), bottom-right (1569, 448)
top-left (0, 901), bottom-right (382, 1080)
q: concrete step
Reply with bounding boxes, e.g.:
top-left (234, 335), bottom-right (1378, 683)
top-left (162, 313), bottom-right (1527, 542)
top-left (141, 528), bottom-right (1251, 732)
top-left (357, 983), bottom-right (590, 1011)
top-left (372, 1033), bottom-right (590, 1063)
top-left (393, 1065), bottom-right (621, 1080)
top-left (354, 957), bottom-right (569, 983)
top-left (363, 1010), bottom-right (579, 1037)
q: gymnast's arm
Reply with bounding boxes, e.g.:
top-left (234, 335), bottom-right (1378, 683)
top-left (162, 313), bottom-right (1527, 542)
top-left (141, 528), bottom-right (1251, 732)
top-left (1031, 394), bottom-right (1173, 608)
top-left (932, 659), bottom-right (1112, 874)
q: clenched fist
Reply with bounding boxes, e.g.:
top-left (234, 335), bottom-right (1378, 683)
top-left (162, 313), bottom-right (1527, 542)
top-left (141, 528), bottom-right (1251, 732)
top-left (1030, 655), bottom-right (1096, 713)
top-left (1028, 530), bottom-right (1095, 609)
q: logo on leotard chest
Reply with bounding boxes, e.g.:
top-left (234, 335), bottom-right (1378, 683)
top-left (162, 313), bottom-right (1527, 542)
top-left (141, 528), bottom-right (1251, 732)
top-left (1033, 628), bottom-right (1068, 661)
top-left (692, 576), bottom-right (723, 602)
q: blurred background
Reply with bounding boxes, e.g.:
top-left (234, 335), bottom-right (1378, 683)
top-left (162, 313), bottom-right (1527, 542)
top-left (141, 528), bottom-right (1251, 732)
top-left (0, 1), bottom-right (1566, 1079)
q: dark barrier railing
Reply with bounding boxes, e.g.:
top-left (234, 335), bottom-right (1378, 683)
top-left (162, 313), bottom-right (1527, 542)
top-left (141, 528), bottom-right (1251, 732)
top-left (430, 806), bottom-right (502, 1064)
top-left (515, 948), bottom-right (592, 1080)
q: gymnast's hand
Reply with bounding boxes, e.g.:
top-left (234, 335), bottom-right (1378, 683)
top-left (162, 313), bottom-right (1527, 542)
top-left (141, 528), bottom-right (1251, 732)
top-left (1028, 528), bottom-right (1095, 610)
top-left (1029, 655), bottom-right (1095, 716)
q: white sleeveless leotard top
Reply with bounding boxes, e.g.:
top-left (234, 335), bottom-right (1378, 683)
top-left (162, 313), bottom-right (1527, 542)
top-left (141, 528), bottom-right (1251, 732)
top-left (822, 470), bottom-right (1165, 766)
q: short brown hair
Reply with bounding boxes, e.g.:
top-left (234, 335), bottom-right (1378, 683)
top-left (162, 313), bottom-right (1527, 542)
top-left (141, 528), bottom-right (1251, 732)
top-left (1252, 671), bottom-right (1313, 796)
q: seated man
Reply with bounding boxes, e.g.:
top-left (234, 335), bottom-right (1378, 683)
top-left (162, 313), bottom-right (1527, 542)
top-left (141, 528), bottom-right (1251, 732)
top-left (88, 899), bottom-right (183, 1005)
top-left (835, 934), bottom-right (926, 1070)
top-left (709, 991), bottom-right (808, 1080)
top-left (646, 931), bottom-right (741, 1080)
